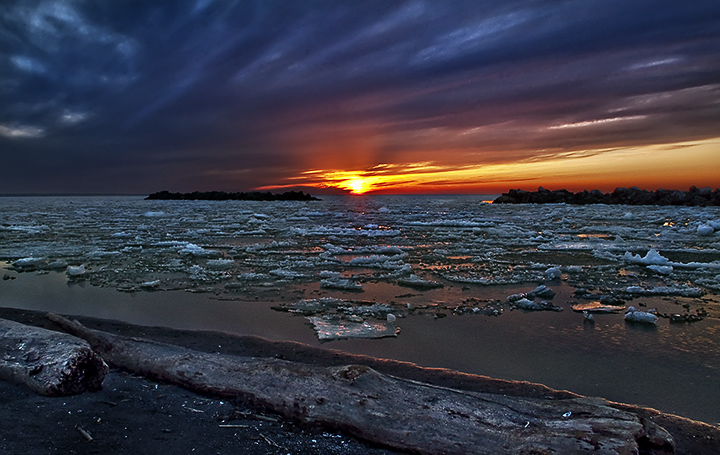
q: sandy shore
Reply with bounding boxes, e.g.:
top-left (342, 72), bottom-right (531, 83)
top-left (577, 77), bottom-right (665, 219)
top-left (1, 307), bottom-right (719, 455)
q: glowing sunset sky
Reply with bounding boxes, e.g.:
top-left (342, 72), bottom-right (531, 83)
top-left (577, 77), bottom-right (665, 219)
top-left (1, 1), bottom-right (719, 195)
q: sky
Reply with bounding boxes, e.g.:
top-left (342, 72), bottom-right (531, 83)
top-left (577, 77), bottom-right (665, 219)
top-left (1, 0), bottom-right (719, 195)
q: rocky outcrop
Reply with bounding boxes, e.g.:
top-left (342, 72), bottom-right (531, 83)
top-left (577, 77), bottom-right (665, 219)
top-left (494, 186), bottom-right (720, 206)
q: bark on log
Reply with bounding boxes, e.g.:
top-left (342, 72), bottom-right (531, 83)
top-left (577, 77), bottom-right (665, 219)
top-left (47, 313), bottom-right (675, 455)
top-left (0, 317), bottom-right (108, 396)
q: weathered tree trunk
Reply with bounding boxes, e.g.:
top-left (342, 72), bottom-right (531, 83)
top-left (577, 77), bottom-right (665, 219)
top-left (47, 313), bottom-right (674, 455)
top-left (0, 317), bottom-right (108, 396)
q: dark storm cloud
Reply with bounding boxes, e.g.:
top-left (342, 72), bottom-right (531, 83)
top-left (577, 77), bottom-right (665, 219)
top-left (1, 0), bottom-right (719, 192)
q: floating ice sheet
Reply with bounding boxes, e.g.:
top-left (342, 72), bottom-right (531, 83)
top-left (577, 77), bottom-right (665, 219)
top-left (307, 316), bottom-right (400, 340)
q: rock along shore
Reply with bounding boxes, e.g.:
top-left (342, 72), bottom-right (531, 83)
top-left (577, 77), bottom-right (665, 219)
top-left (493, 186), bottom-right (720, 206)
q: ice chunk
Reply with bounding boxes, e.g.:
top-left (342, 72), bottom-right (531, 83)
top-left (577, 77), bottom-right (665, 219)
top-left (624, 307), bottom-right (658, 324)
top-left (307, 316), bottom-right (400, 340)
top-left (178, 243), bottom-right (222, 258)
top-left (697, 224), bottom-right (715, 236)
top-left (624, 249), bottom-right (670, 265)
top-left (397, 275), bottom-right (443, 289)
top-left (46, 260), bottom-right (68, 270)
top-left (206, 259), bottom-right (234, 270)
top-left (143, 211), bottom-right (165, 217)
top-left (140, 280), bottom-right (160, 289)
top-left (513, 298), bottom-right (562, 312)
top-left (236, 272), bottom-right (269, 281)
top-left (545, 267), bottom-right (562, 280)
top-left (273, 298), bottom-right (343, 315)
top-left (530, 285), bottom-right (556, 298)
top-left (508, 285), bottom-right (555, 302)
top-left (12, 257), bottom-right (45, 269)
top-left (369, 246), bottom-right (405, 255)
top-left (348, 255), bottom-right (406, 270)
top-left (321, 243), bottom-right (350, 254)
top-left (320, 278), bottom-right (363, 291)
top-left (245, 240), bottom-right (281, 253)
top-left (319, 270), bottom-right (341, 279)
top-left (269, 268), bottom-right (303, 279)
top-left (646, 264), bottom-right (673, 275)
top-left (66, 264), bottom-right (86, 276)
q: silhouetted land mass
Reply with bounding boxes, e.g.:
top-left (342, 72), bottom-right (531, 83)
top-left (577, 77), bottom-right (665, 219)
top-left (145, 190), bottom-right (320, 201)
top-left (494, 186), bottom-right (720, 206)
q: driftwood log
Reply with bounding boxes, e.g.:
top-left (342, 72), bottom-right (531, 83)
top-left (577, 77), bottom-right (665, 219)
top-left (47, 313), bottom-right (675, 455)
top-left (0, 317), bottom-right (107, 396)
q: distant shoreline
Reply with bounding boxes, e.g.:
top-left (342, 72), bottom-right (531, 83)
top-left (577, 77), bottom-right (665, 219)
top-left (144, 190), bottom-right (320, 201)
top-left (494, 186), bottom-right (720, 206)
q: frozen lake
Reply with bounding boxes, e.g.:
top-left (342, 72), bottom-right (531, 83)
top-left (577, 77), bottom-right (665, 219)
top-left (1, 195), bottom-right (719, 425)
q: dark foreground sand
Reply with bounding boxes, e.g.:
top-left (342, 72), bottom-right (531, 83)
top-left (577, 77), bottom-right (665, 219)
top-left (1, 307), bottom-right (719, 455)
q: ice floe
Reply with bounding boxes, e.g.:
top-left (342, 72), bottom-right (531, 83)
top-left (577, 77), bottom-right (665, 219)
top-left (625, 285), bottom-right (704, 297)
top-left (320, 277), bottom-right (363, 291)
top-left (697, 224), bottom-right (715, 236)
top-left (307, 316), bottom-right (399, 340)
top-left (396, 274), bottom-right (443, 289)
top-left (512, 298), bottom-right (562, 312)
top-left (206, 259), bottom-right (234, 270)
top-left (66, 264), bottom-right (87, 277)
top-left (545, 267), bottom-right (562, 280)
top-left (624, 306), bottom-right (658, 324)
top-left (269, 268), bottom-right (304, 279)
top-left (177, 243), bottom-right (223, 258)
top-left (12, 257), bottom-right (45, 269)
top-left (646, 264), bottom-right (673, 275)
top-left (348, 255), bottom-right (406, 270)
top-left (624, 249), bottom-right (670, 265)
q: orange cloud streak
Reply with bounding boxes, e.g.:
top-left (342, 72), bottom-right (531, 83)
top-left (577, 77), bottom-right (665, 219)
top-left (259, 138), bottom-right (720, 194)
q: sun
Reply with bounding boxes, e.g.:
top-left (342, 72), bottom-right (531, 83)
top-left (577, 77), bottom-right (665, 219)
top-left (347, 178), bottom-right (369, 195)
